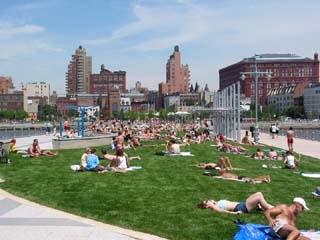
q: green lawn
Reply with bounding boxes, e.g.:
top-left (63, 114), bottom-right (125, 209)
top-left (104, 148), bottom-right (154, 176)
top-left (0, 141), bottom-right (319, 240)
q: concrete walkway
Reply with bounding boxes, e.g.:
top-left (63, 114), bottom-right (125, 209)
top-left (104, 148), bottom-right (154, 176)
top-left (242, 130), bottom-right (320, 159)
top-left (0, 189), bottom-right (166, 240)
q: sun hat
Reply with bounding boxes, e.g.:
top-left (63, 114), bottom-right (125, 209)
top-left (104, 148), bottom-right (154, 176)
top-left (293, 197), bottom-right (309, 211)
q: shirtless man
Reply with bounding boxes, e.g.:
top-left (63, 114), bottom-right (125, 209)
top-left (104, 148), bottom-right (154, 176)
top-left (254, 148), bottom-right (265, 159)
top-left (287, 127), bottom-right (294, 152)
top-left (115, 131), bottom-right (125, 150)
top-left (264, 197), bottom-right (310, 240)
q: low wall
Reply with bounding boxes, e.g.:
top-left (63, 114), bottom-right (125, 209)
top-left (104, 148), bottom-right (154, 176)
top-left (52, 134), bottom-right (116, 150)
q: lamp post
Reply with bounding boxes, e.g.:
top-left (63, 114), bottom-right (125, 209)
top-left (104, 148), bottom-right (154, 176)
top-left (240, 55), bottom-right (272, 144)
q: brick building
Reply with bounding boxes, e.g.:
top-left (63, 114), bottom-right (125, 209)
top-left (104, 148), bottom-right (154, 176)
top-left (159, 45), bottom-right (190, 95)
top-left (89, 64), bottom-right (126, 94)
top-left (0, 76), bottom-right (14, 94)
top-left (219, 53), bottom-right (320, 104)
top-left (0, 91), bottom-right (23, 111)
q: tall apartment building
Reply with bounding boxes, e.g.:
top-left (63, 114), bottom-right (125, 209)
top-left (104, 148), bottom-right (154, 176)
top-left (21, 82), bottom-right (50, 111)
top-left (219, 53), bottom-right (320, 104)
top-left (89, 64), bottom-right (126, 94)
top-left (159, 46), bottom-right (191, 95)
top-left (66, 46), bottom-right (92, 95)
top-left (0, 76), bottom-right (14, 94)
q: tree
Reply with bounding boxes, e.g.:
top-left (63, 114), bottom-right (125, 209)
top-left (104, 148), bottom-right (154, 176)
top-left (194, 82), bottom-right (199, 92)
top-left (190, 84), bottom-right (194, 93)
top-left (15, 109), bottom-right (28, 120)
top-left (285, 105), bottom-right (304, 119)
top-left (159, 109), bottom-right (167, 120)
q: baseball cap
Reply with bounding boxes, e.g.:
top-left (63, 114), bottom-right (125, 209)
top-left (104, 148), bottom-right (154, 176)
top-left (293, 197), bottom-right (309, 211)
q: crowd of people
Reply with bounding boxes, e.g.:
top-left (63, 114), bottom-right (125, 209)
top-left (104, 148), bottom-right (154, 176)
top-left (2, 118), bottom-right (316, 239)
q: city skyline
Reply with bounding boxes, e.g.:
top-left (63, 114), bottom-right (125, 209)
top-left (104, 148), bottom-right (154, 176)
top-left (1, 0), bottom-right (320, 94)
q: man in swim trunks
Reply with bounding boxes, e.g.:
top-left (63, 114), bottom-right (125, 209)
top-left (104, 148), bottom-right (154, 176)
top-left (264, 197), bottom-right (310, 240)
top-left (287, 127), bottom-right (294, 152)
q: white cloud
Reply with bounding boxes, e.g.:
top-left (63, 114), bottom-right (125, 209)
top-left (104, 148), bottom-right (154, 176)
top-left (0, 40), bottom-right (63, 59)
top-left (0, 23), bottom-right (45, 40)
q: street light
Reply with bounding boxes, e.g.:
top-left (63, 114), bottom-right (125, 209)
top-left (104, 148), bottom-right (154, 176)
top-left (240, 55), bottom-right (272, 144)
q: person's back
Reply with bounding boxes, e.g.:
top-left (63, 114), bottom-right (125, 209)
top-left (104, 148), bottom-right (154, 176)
top-left (86, 151), bottom-right (99, 170)
top-left (117, 155), bottom-right (128, 169)
top-left (170, 143), bottom-right (181, 154)
top-left (268, 149), bottom-right (277, 159)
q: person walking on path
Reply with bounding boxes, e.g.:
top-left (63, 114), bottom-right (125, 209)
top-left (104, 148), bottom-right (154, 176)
top-left (287, 127), bottom-right (294, 152)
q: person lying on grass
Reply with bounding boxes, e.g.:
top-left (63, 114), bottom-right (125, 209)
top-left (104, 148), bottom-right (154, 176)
top-left (198, 192), bottom-right (273, 214)
top-left (203, 169), bottom-right (271, 183)
top-left (196, 157), bottom-right (233, 170)
top-left (218, 143), bottom-right (246, 154)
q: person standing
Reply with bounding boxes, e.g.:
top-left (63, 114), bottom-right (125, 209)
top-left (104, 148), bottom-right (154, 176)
top-left (287, 127), bottom-right (294, 152)
top-left (264, 197), bottom-right (310, 240)
top-left (271, 123), bottom-right (277, 139)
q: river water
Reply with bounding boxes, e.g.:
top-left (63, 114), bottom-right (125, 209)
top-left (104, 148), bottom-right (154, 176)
top-left (259, 128), bottom-right (320, 141)
top-left (0, 128), bottom-right (47, 140)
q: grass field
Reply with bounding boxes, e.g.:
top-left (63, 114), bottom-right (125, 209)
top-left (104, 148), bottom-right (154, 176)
top-left (0, 141), bottom-right (319, 240)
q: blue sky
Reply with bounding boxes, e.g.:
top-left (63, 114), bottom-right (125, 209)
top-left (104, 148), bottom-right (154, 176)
top-left (1, 0), bottom-right (320, 94)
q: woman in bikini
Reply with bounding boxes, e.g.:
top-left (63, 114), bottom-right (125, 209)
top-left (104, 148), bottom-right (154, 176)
top-left (204, 169), bottom-right (271, 183)
top-left (197, 192), bottom-right (273, 214)
top-left (196, 157), bottom-right (233, 170)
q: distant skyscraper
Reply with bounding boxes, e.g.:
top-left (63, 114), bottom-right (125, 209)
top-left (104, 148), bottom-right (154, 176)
top-left (159, 46), bottom-right (190, 95)
top-left (66, 46), bottom-right (92, 95)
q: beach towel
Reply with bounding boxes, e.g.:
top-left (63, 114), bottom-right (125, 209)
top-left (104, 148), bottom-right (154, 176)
top-left (127, 166), bottom-right (143, 171)
top-left (206, 175), bottom-right (263, 184)
top-left (234, 223), bottom-right (320, 240)
top-left (156, 151), bottom-right (194, 156)
top-left (263, 149), bottom-right (286, 153)
top-left (295, 171), bottom-right (320, 178)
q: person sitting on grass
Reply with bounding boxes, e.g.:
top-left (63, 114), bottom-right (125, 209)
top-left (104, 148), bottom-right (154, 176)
top-left (204, 169), bottom-right (271, 183)
top-left (196, 157), bottom-right (233, 171)
top-left (284, 151), bottom-right (301, 169)
top-left (268, 148), bottom-right (278, 160)
top-left (105, 149), bottom-right (129, 173)
top-left (0, 142), bottom-right (10, 164)
top-left (163, 139), bottom-right (189, 155)
top-left (80, 148), bottom-right (91, 171)
top-left (254, 148), bottom-right (265, 159)
top-left (197, 192), bottom-right (273, 214)
top-left (85, 148), bottom-right (105, 172)
top-left (9, 139), bottom-right (17, 153)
